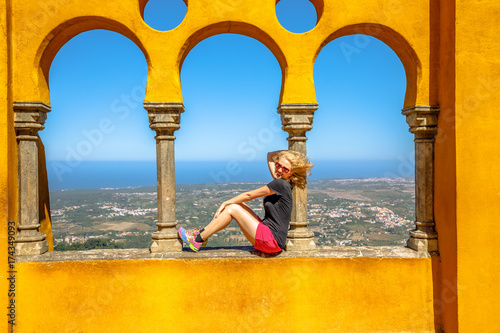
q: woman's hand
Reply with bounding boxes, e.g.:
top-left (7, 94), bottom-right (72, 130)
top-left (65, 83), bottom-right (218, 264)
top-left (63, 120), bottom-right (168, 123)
top-left (267, 151), bottom-right (281, 179)
top-left (214, 202), bottom-right (229, 218)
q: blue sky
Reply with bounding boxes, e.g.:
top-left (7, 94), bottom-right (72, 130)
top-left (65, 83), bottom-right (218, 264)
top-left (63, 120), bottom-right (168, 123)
top-left (40, 0), bottom-right (410, 167)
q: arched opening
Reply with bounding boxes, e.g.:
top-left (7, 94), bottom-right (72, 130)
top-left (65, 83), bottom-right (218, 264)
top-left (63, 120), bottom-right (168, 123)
top-left (310, 34), bottom-right (414, 247)
top-left (314, 24), bottom-right (420, 108)
top-left (178, 22), bottom-right (287, 103)
top-left (36, 16), bottom-right (150, 103)
top-left (177, 33), bottom-right (284, 247)
top-left (39, 29), bottom-right (156, 251)
top-left (142, 0), bottom-right (187, 31)
top-left (275, 0), bottom-right (320, 33)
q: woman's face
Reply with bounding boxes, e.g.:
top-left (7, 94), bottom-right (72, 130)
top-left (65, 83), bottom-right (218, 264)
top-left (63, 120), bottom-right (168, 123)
top-left (275, 157), bottom-right (293, 180)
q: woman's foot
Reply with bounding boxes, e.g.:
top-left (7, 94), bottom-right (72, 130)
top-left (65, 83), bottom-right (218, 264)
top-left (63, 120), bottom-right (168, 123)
top-left (178, 227), bottom-right (204, 252)
top-left (191, 228), bottom-right (208, 247)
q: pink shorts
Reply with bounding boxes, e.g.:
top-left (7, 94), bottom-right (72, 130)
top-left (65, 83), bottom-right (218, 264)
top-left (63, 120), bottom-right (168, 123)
top-left (254, 223), bottom-right (282, 253)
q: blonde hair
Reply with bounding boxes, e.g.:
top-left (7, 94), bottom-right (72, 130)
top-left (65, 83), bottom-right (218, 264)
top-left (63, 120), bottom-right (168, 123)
top-left (274, 150), bottom-right (314, 189)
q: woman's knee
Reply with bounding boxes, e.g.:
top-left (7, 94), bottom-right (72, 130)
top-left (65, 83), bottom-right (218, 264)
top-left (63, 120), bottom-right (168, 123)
top-left (225, 203), bottom-right (244, 215)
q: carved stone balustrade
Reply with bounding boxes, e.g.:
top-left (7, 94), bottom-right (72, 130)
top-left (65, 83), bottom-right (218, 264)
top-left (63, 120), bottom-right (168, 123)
top-left (402, 105), bottom-right (440, 253)
top-left (278, 103), bottom-right (318, 251)
top-left (145, 102), bottom-right (184, 252)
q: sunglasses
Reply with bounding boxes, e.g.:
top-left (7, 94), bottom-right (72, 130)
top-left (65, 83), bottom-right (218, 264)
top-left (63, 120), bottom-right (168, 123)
top-left (275, 161), bottom-right (291, 174)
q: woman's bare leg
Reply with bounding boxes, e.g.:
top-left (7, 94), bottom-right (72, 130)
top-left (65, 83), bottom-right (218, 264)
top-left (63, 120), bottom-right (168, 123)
top-left (201, 203), bottom-right (258, 234)
top-left (202, 203), bottom-right (260, 231)
top-left (239, 203), bottom-right (262, 221)
top-left (200, 203), bottom-right (260, 245)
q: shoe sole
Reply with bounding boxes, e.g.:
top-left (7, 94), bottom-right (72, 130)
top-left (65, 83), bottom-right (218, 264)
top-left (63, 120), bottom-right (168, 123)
top-left (188, 243), bottom-right (200, 252)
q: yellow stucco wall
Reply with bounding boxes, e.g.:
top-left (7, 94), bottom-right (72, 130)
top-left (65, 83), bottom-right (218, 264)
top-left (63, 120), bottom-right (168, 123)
top-left (1, 1), bottom-right (11, 332)
top-left (433, 1), bottom-right (458, 332)
top-left (2, 0), bottom-right (500, 332)
top-left (12, 0), bottom-right (432, 107)
top-left (16, 257), bottom-right (437, 333)
top-left (455, 1), bottom-right (500, 332)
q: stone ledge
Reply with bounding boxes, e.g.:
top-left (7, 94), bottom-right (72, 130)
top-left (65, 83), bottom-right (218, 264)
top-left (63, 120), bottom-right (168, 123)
top-left (16, 245), bottom-right (431, 263)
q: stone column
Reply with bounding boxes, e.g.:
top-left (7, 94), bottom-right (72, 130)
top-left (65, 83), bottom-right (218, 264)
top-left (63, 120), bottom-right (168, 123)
top-left (402, 105), bottom-right (440, 253)
top-left (14, 101), bottom-right (50, 255)
top-left (278, 103), bottom-right (318, 251)
top-left (145, 102), bottom-right (184, 252)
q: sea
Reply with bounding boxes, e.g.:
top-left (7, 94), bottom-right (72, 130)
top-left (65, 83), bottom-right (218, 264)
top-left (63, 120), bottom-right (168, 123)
top-left (46, 160), bottom-right (415, 191)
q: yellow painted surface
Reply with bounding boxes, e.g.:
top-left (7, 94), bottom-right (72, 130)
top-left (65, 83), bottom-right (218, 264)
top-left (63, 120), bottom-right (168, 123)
top-left (16, 257), bottom-right (436, 333)
top-left (11, 0), bottom-right (432, 106)
top-left (1, 1), bottom-right (10, 333)
top-left (2, 0), bottom-right (500, 332)
top-left (455, 1), bottom-right (500, 332)
top-left (433, 0), bottom-right (457, 331)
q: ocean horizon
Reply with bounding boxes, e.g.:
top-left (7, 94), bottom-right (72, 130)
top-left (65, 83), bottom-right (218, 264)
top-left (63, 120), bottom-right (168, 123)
top-left (46, 160), bottom-right (415, 191)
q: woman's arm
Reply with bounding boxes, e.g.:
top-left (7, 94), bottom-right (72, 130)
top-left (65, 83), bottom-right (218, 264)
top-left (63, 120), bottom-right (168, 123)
top-left (267, 150), bottom-right (283, 179)
top-left (214, 185), bottom-right (275, 218)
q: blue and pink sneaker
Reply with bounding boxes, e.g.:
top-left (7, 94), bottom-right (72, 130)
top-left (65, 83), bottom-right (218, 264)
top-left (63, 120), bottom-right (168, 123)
top-left (178, 227), bottom-right (205, 252)
top-left (192, 228), bottom-right (208, 248)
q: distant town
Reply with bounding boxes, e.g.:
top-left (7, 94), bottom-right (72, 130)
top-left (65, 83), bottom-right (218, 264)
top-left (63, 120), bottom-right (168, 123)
top-left (49, 178), bottom-right (415, 250)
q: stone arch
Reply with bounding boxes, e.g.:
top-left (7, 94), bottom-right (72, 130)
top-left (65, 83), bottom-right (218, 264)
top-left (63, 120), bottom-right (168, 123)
top-left (15, 17), bottom-right (152, 254)
top-left (313, 23), bottom-right (438, 253)
top-left (35, 16), bottom-right (151, 98)
top-left (178, 21), bottom-right (287, 101)
top-left (275, 0), bottom-right (325, 26)
top-left (313, 23), bottom-right (421, 108)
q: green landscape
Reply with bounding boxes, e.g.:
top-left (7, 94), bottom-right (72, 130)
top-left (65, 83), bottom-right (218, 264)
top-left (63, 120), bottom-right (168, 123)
top-left (49, 178), bottom-right (415, 250)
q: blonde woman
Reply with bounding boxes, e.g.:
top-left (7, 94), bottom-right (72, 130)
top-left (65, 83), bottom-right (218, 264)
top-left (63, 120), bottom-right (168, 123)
top-left (179, 150), bottom-right (313, 253)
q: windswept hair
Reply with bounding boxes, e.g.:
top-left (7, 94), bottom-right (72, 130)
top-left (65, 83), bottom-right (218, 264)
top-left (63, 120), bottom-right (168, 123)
top-left (274, 150), bottom-right (314, 189)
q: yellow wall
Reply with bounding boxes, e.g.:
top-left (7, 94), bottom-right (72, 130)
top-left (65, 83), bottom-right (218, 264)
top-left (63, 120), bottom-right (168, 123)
top-left (16, 257), bottom-right (437, 333)
top-left (434, 0), bottom-right (457, 331)
top-left (0, 0), bottom-right (10, 332)
top-left (11, 0), bottom-right (433, 106)
top-left (3, 0), bottom-right (500, 332)
top-left (455, 1), bottom-right (500, 332)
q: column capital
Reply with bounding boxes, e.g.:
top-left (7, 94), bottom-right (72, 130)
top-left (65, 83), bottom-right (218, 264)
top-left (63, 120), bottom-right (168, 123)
top-left (277, 103), bottom-right (318, 140)
top-left (144, 102), bottom-right (184, 138)
top-left (14, 101), bottom-right (51, 140)
top-left (402, 105), bottom-right (439, 139)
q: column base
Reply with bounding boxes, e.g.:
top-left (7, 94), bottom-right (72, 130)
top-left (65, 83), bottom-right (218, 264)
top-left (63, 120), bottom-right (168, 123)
top-left (286, 222), bottom-right (316, 251)
top-left (15, 240), bottom-right (48, 256)
top-left (407, 234), bottom-right (439, 253)
top-left (150, 237), bottom-right (182, 253)
top-left (286, 237), bottom-right (316, 251)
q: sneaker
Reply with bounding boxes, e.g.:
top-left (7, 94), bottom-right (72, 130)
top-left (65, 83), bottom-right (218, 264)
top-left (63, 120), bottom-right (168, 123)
top-left (191, 228), bottom-right (208, 247)
top-left (179, 227), bottom-right (203, 252)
